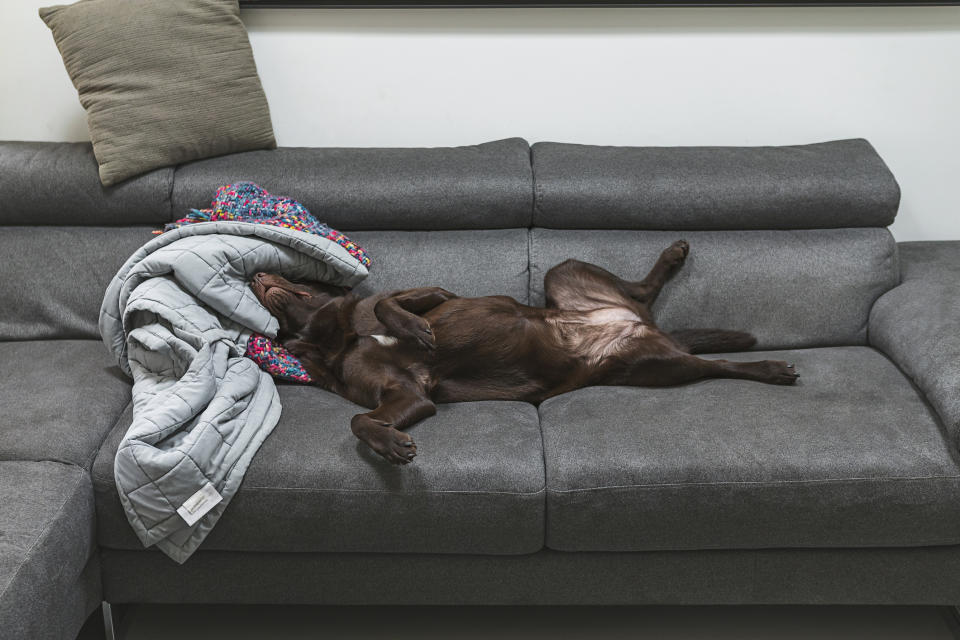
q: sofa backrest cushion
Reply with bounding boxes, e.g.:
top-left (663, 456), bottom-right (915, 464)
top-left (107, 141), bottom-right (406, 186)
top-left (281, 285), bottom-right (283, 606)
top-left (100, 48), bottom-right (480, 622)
top-left (0, 227), bottom-right (530, 341)
top-left (530, 228), bottom-right (899, 349)
top-left (532, 139), bottom-right (900, 230)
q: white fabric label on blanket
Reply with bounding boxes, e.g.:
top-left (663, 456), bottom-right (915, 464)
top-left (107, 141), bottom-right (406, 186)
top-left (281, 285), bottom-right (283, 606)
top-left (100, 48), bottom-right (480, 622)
top-left (176, 483), bottom-right (223, 527)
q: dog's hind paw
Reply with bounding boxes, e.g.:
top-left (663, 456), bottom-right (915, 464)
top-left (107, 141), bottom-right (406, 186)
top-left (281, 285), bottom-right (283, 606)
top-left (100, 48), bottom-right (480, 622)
top-left (662, 240), bottom-right (690, 267)
top-left (373, 427), bottom-right (418, 465)
top-left (763, 360), bottom-right (800, 385)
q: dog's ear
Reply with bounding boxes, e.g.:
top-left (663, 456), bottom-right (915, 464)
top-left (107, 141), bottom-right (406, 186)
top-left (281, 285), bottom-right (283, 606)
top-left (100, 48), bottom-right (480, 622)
top-left (306, 299), bottom-right (344, 342)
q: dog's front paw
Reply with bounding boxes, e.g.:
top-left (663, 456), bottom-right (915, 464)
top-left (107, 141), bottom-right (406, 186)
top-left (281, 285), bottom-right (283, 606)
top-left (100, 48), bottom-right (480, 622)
top-left (397, 316), bottom-right (436, 351)
top-left (662, 240), bottom-right (689, 267)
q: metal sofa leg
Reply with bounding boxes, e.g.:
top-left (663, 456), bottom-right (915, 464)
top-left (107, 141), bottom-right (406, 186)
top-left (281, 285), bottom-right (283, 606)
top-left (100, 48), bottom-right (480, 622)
top-left (941, 606), bottom-right (960, 640)
top-left (102, 601), bottom-right (120, 640)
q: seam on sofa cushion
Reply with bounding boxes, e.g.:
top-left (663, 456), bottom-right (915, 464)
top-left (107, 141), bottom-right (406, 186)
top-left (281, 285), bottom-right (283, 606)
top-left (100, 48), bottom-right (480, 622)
top-left (86, 399), bottom-right (133, 473)
top-left (168, 161), bottom-right (178, 223)
top-left (528, 144), bottom-right (538, 227)
top-left (547, 474), bottom-right (960, 493)
top-left (546, 536), bottom-right (960, 552)
top-left (528, 226), bottom-right (538, 305)
top-left (239, 486), bottom-right (547, 496)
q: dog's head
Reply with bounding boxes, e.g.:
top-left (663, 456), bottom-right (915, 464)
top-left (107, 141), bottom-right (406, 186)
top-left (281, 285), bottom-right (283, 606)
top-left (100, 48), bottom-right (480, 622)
top-left (250, 272), bottom-right (350, 342)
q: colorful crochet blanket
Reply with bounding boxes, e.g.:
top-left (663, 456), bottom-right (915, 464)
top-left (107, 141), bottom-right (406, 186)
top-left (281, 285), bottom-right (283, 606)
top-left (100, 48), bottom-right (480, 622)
top-left (160, 182), bottom-right (371, 383)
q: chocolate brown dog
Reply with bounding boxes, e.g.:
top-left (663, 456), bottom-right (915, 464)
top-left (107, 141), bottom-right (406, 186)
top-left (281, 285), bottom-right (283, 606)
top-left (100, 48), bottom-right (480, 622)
top-left (250, 240), bottom-right (798, 465)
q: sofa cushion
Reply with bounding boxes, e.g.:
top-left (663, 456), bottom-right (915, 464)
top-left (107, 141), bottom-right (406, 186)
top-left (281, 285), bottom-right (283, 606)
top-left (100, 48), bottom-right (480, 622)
top-left (171, 138), bottom-right (533, 230)
top-left (347, 229), bottom-right (530, 303)
top-left (0, 228), bottom-right (529, 341)
top-left (0, 461), bottom-right (100, 640)
top-left (94, 386), bottom-right (545, 554)
top-left (532, 138), bottom-right (900, 229)
top-left (0, 340), bottom-right (131, 468)
top-left (541, 347), bottom-right (960, 551)
top-left (0, 226), bottom-right (151, 340)
top-left (529, 228), bottom-right (898, 350)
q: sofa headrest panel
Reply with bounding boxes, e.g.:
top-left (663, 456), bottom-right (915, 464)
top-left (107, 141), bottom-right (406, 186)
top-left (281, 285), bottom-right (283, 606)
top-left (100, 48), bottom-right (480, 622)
top-left (531, 138), bottom-right (900, 230)
top-left (0, 138), bottom-right (534, 229)
top-left (0, 142), bottom-right (174, 225)
top-left (171, 138), bottom-right (533, 230)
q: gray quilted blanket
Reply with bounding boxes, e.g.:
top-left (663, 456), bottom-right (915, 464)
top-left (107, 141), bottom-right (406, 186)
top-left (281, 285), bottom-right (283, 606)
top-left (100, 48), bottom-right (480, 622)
top-left (99, 221), bottom-right (367, 563)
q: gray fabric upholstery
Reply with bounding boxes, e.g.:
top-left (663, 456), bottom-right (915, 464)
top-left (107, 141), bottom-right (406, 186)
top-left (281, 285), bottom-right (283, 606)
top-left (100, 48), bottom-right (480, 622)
top-left (540, 347), bottom-right (960, 551)
top-left (870, 241), bottom-right (960, 449)
top-left (0, 341), bottom-right (131, 468)
top-left (101, 545), bottom-right (960, 605)
top-left (532, 139), bottom-right (900, 229)
top-left (347, 229), bottom-right (530, 303)
top-left (171, 138), bottom-right (533, 230)
top-left (0, 226), bottom-right (156, 340)
top-left (93, 388), bottom-right (544, 554)
top-left (0, 461), bottom-right (100, 639)
top-left (0, 142), bottom-right (173, 225)
top-left (529, 228), bottom-right (898, 349)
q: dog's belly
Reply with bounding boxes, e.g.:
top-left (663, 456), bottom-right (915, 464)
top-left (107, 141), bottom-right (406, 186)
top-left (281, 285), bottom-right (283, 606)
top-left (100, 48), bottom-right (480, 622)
top-left (550, 306), bottom-right (667, 366)
top-left (425, 297), bottom-right (574, 403)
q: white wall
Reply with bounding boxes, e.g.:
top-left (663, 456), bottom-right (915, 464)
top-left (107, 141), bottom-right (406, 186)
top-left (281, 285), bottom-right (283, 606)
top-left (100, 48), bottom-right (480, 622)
top-left (2, 3), bottom-right (959, 241)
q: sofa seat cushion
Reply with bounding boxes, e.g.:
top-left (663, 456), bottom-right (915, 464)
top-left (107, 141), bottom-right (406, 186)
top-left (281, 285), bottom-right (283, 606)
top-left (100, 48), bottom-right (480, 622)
top-left (0, 461), bottom-right (100, 640)
top-left (541, 346), bottom-right (960, 551)
top-left (94, 386), bottom-right (545, 554)
top-left (0, 340), bottom-right (131, 468)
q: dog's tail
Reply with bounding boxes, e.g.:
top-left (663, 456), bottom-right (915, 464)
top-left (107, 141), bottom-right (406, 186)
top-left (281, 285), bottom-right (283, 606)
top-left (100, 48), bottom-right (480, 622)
top-left (669, 329), bottom-right (757, 354)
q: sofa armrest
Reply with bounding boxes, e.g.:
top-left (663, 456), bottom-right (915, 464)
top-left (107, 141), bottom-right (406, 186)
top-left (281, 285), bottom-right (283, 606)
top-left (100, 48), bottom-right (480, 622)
top-left (869, 241), bottom-right (960, 446)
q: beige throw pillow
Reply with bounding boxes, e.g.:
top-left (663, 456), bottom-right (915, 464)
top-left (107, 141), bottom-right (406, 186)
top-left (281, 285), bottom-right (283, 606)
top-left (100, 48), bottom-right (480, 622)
top-left (40, 0), bottom-right (276, 187)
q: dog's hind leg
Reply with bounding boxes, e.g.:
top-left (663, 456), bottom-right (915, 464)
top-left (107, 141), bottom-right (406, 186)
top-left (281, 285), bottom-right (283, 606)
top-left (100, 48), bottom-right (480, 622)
top-left (669, 329), bottom-right (757, 354)
top-left (543, 259), bottom-right (641, 311)
top-left (623, 239), bottom-right (689, 306)
top-left (543, 240), bottom-right (689, 311)
top-left (350, 385), bottom-right (436, 465)
top-left (609, 351), bottom-right (798, 387)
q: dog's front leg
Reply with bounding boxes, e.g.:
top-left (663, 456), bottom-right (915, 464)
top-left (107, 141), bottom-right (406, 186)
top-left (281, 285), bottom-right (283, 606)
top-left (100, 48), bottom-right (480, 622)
top-left (374, 287), bottom-right (458, 350)
top-left (351, 385), bottom-right (436, 465)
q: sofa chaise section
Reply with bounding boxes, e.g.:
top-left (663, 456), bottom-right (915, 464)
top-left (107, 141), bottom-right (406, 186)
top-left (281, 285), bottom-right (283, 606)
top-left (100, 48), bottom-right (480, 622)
top-left (0, 340), bottom-right (131, 468)
top-left (0, 461), bottom-right (100, 640)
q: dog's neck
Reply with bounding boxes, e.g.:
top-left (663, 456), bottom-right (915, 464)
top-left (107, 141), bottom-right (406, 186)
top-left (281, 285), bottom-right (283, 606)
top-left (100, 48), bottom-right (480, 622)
top-left (284, 293), bottom-right (360, 370)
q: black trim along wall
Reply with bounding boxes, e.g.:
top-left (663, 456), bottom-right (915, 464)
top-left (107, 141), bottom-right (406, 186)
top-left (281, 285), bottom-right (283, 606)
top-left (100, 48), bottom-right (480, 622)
top-left (239, 0), bottom-right (960, 7)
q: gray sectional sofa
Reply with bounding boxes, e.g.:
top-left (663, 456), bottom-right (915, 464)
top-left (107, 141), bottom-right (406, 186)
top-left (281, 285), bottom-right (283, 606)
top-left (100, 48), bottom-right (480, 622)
top-left (2, 137), bottom-right (959, 639)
